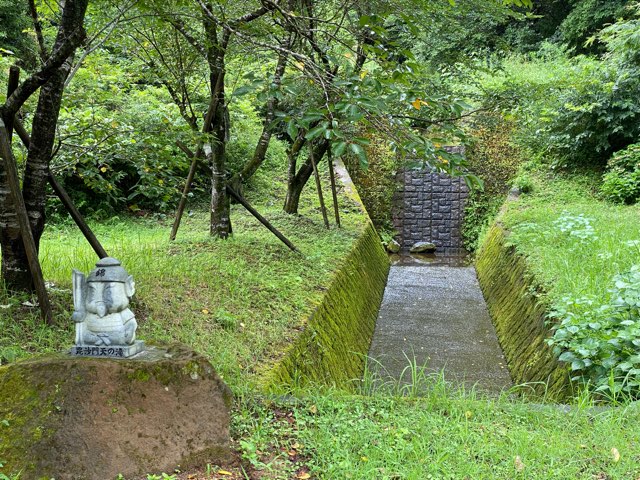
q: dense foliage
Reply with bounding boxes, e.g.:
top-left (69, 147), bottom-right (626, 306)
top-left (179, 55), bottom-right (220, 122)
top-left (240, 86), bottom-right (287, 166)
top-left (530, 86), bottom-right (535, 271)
top-left (601, 144), bottom-right (640, 204)
top-left (551, 264), bottom-right (640, 397)
top-left (344, 132), bottom-right (399, 232)
top-left (0, 0), bottom-right (31, 61)
top-left (461, 116), bottom-right (521, 251)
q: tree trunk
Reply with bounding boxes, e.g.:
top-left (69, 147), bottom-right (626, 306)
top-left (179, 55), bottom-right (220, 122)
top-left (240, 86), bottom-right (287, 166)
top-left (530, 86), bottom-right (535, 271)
top-left (0, 0), bottom-right (89, 292)
top-left (283, 140), bottom-right (329, 215)
top-left (0, 65), bottom-right (70, 290)
top-left (208, 120), bottom-right (231, 238)
top-left (203, 6), bottom-right (231, 238)
top-left (234, 39), bottom-right (290, 184)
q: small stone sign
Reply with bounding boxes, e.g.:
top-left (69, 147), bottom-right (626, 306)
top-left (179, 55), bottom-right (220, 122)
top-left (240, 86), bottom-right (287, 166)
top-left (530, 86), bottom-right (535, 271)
top-left (69, 257), bottom-right (144, 358)
top-left (71, 344), bottom-right (143, 358)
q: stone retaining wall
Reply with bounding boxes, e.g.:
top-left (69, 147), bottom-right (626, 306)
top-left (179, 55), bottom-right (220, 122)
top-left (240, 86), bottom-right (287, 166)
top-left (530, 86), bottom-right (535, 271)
top-left (476, 224), bottom-right (571, 400)
top-left (392, 149), bottom-right (468, 253)
top-left (263, 161), bottom-right (390, 391)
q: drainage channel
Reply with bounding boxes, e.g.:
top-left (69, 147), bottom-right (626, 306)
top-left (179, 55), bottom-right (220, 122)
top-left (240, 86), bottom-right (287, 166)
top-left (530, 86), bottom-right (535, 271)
top-left (368, 253), bottom-right (512, 393)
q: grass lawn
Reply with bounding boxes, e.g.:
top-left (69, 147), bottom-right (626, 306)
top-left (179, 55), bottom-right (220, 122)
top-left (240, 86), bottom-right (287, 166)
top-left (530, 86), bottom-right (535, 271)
top-left (2, 166), bottom-right (640, 480)
top-left (231, 384), bottom-right (640, 480)
top-left (497, 169), bottom-right (640, 306)
top-left (0, 179), bottom-right (369, 390)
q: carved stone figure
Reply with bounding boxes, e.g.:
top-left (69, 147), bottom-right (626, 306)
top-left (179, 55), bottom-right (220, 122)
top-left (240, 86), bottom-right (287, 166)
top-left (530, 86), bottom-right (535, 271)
top-left (71, 257), bottom-right (144, 357)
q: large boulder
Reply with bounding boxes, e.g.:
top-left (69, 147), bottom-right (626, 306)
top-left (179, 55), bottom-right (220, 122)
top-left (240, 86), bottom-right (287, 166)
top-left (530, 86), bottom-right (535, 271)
top-left (0, 343), bottom-right (232, 480)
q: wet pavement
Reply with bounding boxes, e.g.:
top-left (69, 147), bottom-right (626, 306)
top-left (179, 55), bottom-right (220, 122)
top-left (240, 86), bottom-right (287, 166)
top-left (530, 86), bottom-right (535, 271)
top-left (368, 256), bottom-right (512, 393)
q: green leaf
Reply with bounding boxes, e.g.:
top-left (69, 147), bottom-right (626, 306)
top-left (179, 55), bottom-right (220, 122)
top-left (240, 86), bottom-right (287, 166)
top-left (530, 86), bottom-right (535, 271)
top-left (332, 141), bottom-right (347, 157)
top-left (286, 121), bottom-right (299, 140)
top-left (558, 351), bottom-right (577, 363)
top-left (353, 137), bottom-right (371, 146)
top-left (350, 143), bottom-right (368, 167)
top-left (306, 124), bottom-right (327, 141)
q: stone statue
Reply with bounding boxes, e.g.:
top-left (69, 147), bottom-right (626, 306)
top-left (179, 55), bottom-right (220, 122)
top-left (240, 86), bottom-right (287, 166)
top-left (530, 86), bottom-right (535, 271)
top-left (71, 257), bottom-right (144, 357)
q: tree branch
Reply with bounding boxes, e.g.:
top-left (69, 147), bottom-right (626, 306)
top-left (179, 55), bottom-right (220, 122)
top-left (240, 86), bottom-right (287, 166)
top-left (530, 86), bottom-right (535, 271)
top-left (1, 27), bottom-right (86, 119)
top-left (27, 0), bottom-right (48, 63)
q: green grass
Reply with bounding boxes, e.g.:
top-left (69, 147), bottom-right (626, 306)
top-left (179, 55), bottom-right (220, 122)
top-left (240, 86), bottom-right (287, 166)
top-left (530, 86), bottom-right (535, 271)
top-left (0, 178), bottom-right (367, 390)
top-left (233, 381), bottom-right (640, 480)
top-left (498, 168), bottom-right (640, 306)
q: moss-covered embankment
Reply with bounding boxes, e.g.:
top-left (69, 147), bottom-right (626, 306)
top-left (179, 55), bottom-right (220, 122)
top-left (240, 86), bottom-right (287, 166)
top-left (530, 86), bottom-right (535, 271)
top-left (476, 224), bottom-right (570, 400)
top-left (264, 163), bottom-right (390, 391)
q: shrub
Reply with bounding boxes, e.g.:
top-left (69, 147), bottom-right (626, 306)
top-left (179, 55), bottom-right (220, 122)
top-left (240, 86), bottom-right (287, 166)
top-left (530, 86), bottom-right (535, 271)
top-left (344, 132), bottom-right (399, 231)
top-left (601, 143), bottom-right (640, 204)
top-left (462, 115), bottom-right (521, 251)
top-left (549, 264), bottom-right (640, 399)
top-left (544, 64), bottom-right (640, 167)
top-left (558, 0), bottom-right (629, 54)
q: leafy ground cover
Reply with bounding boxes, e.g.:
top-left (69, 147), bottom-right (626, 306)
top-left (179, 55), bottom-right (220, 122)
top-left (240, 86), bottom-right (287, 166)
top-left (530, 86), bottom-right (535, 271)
top-left (496, 167), bottom-right (640, 396)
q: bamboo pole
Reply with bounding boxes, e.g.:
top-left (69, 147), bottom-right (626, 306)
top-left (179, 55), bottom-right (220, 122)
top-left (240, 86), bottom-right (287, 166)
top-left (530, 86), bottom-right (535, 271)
top-left (0, 119), bottom-right (52, 323)
top-left (13, 119), bottom-right (108, 259)
top-left (327, 143), bottom-right (341, 228)
top-left (310, 145), bottom-right (330, 229)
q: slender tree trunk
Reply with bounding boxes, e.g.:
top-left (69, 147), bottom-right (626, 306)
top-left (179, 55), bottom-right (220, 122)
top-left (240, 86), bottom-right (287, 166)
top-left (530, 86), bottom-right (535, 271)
top-left (234, 37), bottom-right (290, 184)
top-left (0, 0), bottom-right (88, 292)
top-left (0, 64), bottom-right (70, 290)
top-left (283, 139), bottom-right (329, 214)
top-left (208, 72), bottom-right (231, 238)
top-left (203, 5), bottom-right (231, 238)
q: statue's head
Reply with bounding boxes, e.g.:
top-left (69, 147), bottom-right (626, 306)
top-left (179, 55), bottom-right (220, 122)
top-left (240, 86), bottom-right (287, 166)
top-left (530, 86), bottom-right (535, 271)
top-left (85, 257), bottom-right (135, 317)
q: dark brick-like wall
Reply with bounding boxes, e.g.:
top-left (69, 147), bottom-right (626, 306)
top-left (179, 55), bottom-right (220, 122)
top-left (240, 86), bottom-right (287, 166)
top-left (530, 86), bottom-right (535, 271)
top-left (392, 164), bottom-right (469, 254)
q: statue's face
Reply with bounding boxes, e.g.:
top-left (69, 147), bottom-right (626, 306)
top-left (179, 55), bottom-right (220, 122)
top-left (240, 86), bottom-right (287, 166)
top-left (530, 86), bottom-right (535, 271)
top-left (85, 281), bottom-right (130, 317)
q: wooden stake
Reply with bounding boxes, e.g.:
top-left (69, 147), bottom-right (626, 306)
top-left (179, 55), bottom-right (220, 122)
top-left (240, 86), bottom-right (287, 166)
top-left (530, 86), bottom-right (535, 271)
top-left (327, 143), bottom-right (341, 228)
top-left (176, 142), bottom-right (298, 252)
top-left (169, 140), bottom-right (200, 241)
top-left (226, 186), bottom-right (298, 253)
top-left (170, 73), bottom-right (224, 241)
top-left (0, 119), bottom-right (52, 324)
top-left (310, 145), bottom-right (330, 229)
top-left (13, 118), bottom-right (108, 259)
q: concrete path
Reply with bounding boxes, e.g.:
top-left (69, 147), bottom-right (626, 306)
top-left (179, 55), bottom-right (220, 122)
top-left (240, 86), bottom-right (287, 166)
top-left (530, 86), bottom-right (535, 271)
top-left (368, 261), bottom-right (512, 393)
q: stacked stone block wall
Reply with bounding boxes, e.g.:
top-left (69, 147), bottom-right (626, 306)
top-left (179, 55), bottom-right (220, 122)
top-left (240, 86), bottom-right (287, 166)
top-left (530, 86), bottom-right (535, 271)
top-left (392, 158), bottom-right (469, 253)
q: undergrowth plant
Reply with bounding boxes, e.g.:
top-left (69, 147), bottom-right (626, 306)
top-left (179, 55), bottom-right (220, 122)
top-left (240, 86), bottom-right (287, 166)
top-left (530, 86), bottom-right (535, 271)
top-left (601, 143), bottom-right (640, 204)
top-left (549, 264), bottom-right (640, 399)
top-left (462, 115), bottom-right (521, 251)
top-left (501, 168), bottom-right (640, 400)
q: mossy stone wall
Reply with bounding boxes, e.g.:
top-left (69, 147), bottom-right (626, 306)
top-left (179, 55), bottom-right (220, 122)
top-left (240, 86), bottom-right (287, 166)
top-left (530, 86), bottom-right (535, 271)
top-left (476, 224), bottom-right (570, 400)
top-left (264, 160), bottom-right (390, 391)
top-left (264, 221), bottom-right (389, 391)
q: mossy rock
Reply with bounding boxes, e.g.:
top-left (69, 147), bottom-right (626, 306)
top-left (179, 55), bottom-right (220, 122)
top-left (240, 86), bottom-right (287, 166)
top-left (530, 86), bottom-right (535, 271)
top-left (0, 343), bottom-right (232, 479)
top-left (476, 224), bottom-right (571, 400)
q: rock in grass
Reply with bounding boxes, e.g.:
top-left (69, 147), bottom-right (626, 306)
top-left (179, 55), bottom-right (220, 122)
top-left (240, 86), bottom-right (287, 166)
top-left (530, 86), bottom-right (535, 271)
top-left (0, 343), bottom-right (232, 480)
top-left (409, 241), bottom-right (436, 254)
top-left (385, 239), bottom-right (401, 253)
